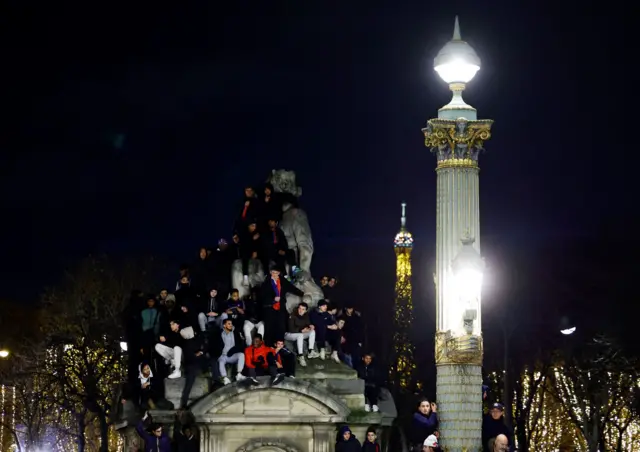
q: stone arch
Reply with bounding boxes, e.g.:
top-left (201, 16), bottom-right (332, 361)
top-left (190, 377), bottom-right (350, 422)
top-left (237, 439), bottom-right (300, 451)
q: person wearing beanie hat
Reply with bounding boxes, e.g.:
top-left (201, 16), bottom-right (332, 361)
top-left (362, 427), bottom-right (381, 452)
top-left (335, 425), bottom-right (361, 451)
top-left (423, 434), bottom-right (438, 451)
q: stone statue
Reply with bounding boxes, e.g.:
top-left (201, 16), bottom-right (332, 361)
top-left (230, 170), bottom-right (324, 309)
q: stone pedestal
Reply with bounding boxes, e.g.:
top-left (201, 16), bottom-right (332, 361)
top-left (163, 375), bottom-right (210, 408)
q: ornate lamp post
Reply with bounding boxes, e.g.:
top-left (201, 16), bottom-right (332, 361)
top-left (423, 16), bottom-right (493, 451)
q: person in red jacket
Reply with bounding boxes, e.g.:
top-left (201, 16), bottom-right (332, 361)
top-left (244, 334), bottom-right (284, 386)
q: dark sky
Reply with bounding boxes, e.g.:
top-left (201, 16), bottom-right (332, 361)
top-left (2, 0), bottom-right (633, 347)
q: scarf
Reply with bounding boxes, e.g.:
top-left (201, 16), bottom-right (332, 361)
top-left (271, 277), bottom-right (281, 310)
top-left (272, 230), bottom-right (277, 244)
top-left (242, 202), bottom-right (249, 219)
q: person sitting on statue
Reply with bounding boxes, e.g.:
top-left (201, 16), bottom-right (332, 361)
top-left (409, 398), bottom-right (439, 451)
top-left (244, 333), bottom-right (285, 386)
top-left (259, 182), bottom-right (283, 228)
top-left (482, 403), bottom-right (512, 452)
top-left (197, 285), bottom-right (225, 334)
top-left (224, 288), bottom-right (245, 331)
top-left (175, 264), bottom-right (190, 290)
top-left (262, 217), bottom-right (297, 277)
top-left (136, 411), bottom-right (172, 452)
top-left (238, 219), bottom-right (265, 287)
top-left (310, 300), bottom-right (342, 363)
top-left (138, 362), bottom-right (159, 410)
top-left (191, 246), bottom-right (213, 299)
top-left (322, 276), bottom-right (339, 305)
top-left (242, 291), bottom-right (265, 346)
top-left (285, 301), bottom-right (320, 367)
top-left (175, 274), bottom-right (196, 307)
top-left (212, 318), bottom-right (246, 385)
top-left (155, 319), bottom-right (186, 379)
top-left (356, 352), bottom-right (380, 413)
top-left (140, 294), bottom-right (162, 365)
top-left (272, 338), bottom-right (296, 377)
top-left (260, 264), bottom-right (304, 346)
top-left (178, 301), bottom-right (200, 333)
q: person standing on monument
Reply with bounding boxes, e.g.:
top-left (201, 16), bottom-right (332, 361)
top-left (260, 265), bottom-right (304, 345)
top-left (259, 182), bottom-right (283, 228)
top-left (235, 185), bottom-right (262, 234)
top-left (239, 219), bottom-right (264, 287)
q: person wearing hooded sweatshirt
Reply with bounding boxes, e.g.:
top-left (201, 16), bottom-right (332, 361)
top-left (409, 398), bottom-right (439, 451)
top-left (135, 411), bottom-right (171, 452)
top-left (336, 425), bottom-right (361, 452)
top-left (239, 219), bottom-right (265, 286)
top-left (362, 427), bottom-right (381, 452)
top-left (198, 285), bottom-right (226, 333)
top-left (357, 352), bottom-right (381, 413)
top-left (213, 318), bottom-right (246, 385)
top-left (138, 362), bottom-right (159, 410)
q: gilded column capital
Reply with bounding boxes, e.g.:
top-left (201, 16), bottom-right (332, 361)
top-left (422, 118), bottom-right (493, 169)
top-left (435, 331), bottom-right (483, 366)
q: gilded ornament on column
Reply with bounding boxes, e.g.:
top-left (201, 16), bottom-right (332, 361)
top-left (422, 118), bottom-right (493, 168)
top-left (435, 331), bottom-right (483, 366)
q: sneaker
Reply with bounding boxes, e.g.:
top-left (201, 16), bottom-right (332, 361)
top-left (242, 275), bottom-right (249, 286)
top-left (372, 404), bottom-right (380, 412)
top-left (236, 374), bottom-right (246, 382)
top-left (222, 377), bottom-right (232, 385)
top-left (307, 350), bottom-right (320, 359)
top-left (249, 377), bottom-right (260, 386)
top-left (364, 404), bottom-right (371, 412)
top-left (298, 356), bottom-right (307, 367)
top-left (320, 349), bottom-right (326, 360)
top-left (331, 351), bottom-right (340, 363)
top-left (272, 373), bottom-right (285, 386)
top-left (288, 375), bottom-right (295, 379)
top-left (168, 369), bottom-right (182, 379)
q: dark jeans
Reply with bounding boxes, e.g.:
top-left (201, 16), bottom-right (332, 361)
top-left (140, 386), bottom-right (159, 409)
top-left (246, 352), bottom-right (279, 378)
top-left (180, 358), bottom-right (204, 409)
top-left (315, 325), bottom-right (341, 351)
top-left (263, 249), bottom-right (297, 275)
top-left (263, 308), bottom-right (286, 346)
top-left (365, 385), bottom-right (380, 405)
top-left (279, 351), bottom-right (296, 377)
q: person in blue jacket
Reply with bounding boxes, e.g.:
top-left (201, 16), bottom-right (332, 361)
top-left (135, 411), bottom-right (171, 452)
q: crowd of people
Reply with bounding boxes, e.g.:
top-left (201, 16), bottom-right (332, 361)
top-left (122, 183), bottom-right (383, 449)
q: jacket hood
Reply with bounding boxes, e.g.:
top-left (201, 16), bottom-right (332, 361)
top-left (339, 425), bottom-right (352, 436)
top-left (138, 363), bottom-right (153, 380)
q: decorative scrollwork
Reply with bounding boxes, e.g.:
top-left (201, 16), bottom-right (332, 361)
top-left (435, 331), bottom-right (483, 366)
top-left (422, 118), bottom-right (493, 168)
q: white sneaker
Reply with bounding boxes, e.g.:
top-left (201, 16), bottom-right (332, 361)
top-left (364, 404), bottom-right (371, 412)
top-left (331, 351), bottom-right (340, 363)
top-left (236, 374), bottom-right (246, 381)
top-left (320, 349), bottom-right (326, 360)
top-left (222, 377), bottom-right (232, 385)
top-left (242, 275), bottom-right (249, 286)
top-left (372, 404), bottom-right (380, 412)
top-left (307, 350), bottom-right (320, 359)
top-left (168, 369), bottom-right (181, 379)
top-left (298, 356), bottom-right (307, 367)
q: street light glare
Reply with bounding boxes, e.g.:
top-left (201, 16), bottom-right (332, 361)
top-left (560, 327), bottom-right (577, 335)
top-left (0, 350), bottom-right (9, 358)
top-left (120, 341), bottom-right (128, 352)
top-left (456, 267), bottom-right (483, 302)
top-left (435, 61), bottom-right (480, 84)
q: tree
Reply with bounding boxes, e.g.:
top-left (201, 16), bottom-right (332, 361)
top-left (549, 336), bottom-right (640, 452)
top-left (36, 255), bottom-right (160, 452)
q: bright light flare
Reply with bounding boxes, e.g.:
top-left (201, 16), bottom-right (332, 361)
top-left (120, 341), bottom-right (128, 352)
top-left (435, 61), bottom-right (480, 84)
top-left (560, 327), bottom-right (576, 335)
top-left (456, 267), bottom-right (483, 302)
top-left (0, 350), bottom-right (9, 358)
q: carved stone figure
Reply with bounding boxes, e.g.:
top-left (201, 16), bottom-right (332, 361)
top-left (230, 170), bottom-right (324, 308)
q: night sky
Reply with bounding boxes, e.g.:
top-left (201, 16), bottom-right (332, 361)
top-left (3, 2), bottom-right (634, 360)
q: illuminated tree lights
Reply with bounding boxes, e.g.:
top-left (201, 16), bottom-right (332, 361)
top-left (390, 203), bottom-right (416, 390)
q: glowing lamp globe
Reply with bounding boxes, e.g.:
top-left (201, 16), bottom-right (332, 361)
top-left (451, 236), bottom-right (484, 302)
top-left (120, 341), bottom-right (128, 352)
top-left (0, 349), bottom-right (9, 358)
top-left (434, 16), bottom-right (481, 85)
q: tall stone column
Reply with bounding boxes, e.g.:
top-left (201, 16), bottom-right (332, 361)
top-left (312, 425), bottom-right (335, 452)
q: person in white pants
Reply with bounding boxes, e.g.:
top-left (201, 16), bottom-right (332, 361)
top-left (154, 320), bottom-right (184, 379)
top-left (243, 320), bottom-right (265, 346)
top-left (214, 318), bottom-right (246, 385)
top-left (285, 302), bottom-right (320, 367)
